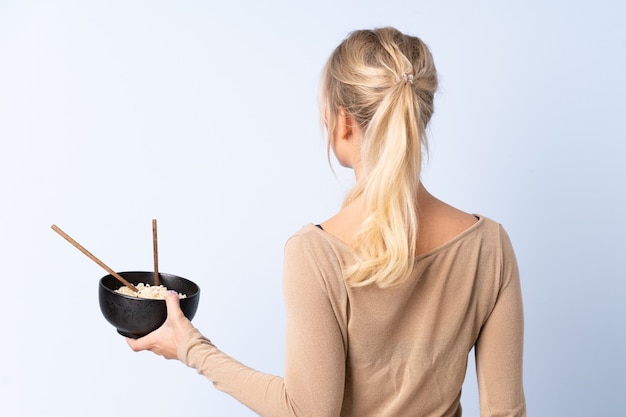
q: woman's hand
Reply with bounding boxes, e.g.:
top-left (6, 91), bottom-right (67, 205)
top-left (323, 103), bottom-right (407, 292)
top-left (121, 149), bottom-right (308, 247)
top-left (126, 291), bottom-right (195, 360)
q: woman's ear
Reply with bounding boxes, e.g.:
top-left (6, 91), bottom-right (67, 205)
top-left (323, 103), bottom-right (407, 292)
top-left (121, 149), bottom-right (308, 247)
top-left (336, 106), bottom-right (354, 140)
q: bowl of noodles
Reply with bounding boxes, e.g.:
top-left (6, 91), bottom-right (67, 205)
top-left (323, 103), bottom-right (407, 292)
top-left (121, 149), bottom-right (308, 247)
top-left (99, 271), bottom-right (200, 338)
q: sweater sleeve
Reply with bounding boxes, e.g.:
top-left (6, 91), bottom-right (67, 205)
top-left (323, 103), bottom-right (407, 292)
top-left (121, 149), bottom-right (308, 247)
top-left (475, 225), bottom-right (526, 417)
top-left (176, 232), bottom-right (346, 417)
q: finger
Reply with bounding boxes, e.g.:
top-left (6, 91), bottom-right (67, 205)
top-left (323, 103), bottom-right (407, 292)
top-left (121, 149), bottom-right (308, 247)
top-left (126, 334), bottom-right (153, 352)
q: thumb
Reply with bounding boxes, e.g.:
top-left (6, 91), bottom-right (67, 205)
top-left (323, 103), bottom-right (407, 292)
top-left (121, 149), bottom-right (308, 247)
top-left (165, 290), bottom-right (185, 319)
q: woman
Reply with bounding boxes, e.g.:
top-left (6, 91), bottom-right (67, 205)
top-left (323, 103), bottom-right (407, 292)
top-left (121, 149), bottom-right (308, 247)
top-left (128, 27), bottom-right (526, 416)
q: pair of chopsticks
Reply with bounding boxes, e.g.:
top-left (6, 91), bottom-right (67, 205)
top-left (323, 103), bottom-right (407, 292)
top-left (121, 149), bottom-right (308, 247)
top-left (51, 220), bottom-right (161, 292)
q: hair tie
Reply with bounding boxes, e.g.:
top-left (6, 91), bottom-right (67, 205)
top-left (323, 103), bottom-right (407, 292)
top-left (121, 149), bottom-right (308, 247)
top-left (402, 73), bottom-right (414, 84)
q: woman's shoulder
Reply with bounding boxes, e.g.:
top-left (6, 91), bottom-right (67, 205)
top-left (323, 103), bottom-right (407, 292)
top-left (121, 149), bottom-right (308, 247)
top-left (412, 191), bottom-right (479, 255)
top-left (318, 199), bottom-right (364, 249)
top-left (285, 223), bottom-right (354, 259)
top-left (411, 187), bottom-right (514, 256)
top-left (283, 224), bottom-right (354, 294)
top-left (289, 221), bottom-right (355, 247)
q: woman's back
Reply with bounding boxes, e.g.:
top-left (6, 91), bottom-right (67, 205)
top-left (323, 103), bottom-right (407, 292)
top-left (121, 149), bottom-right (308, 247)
top-left (287, 204), bottom-right (524, 416)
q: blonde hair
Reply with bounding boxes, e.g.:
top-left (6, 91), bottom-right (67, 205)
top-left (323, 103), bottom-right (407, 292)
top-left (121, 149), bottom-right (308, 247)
top-left (321, 27), bottom-right (438, 287)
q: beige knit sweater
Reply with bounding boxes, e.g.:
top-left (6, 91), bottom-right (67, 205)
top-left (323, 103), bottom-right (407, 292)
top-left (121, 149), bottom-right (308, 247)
top-left (178, 216), bottom-right (526, 416)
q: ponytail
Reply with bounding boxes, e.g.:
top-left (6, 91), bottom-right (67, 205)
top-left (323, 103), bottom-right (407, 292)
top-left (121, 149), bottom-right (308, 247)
top-left (321, 27), bottom-right (438, 287)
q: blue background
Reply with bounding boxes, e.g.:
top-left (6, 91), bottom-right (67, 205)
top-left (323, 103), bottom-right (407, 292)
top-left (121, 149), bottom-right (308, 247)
top-left (1, 1), bottom-right (624, 415)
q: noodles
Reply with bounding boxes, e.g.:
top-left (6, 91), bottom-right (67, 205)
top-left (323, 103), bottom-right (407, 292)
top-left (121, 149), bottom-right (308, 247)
top-left (115, 283), bottom-right (187, 299)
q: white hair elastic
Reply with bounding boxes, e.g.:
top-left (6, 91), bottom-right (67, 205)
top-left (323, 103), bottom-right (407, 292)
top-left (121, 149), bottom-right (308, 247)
top-left (402, 73), bottom-right (414, 84)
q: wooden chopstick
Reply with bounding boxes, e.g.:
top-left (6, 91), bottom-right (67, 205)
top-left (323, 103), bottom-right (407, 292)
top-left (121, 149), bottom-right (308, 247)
top-left (152, 219), bottom-right (159, 287)
top-left (51, 224), bottom-right (138, 292)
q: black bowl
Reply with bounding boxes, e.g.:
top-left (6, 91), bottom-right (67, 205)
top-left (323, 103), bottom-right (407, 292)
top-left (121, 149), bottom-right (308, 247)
top-left (99, 271), bottom-right (200, 339)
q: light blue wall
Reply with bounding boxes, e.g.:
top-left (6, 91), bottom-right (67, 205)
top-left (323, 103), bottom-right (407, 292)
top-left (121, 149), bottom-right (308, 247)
top-left (1, 1), bottom-right (624, 416)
